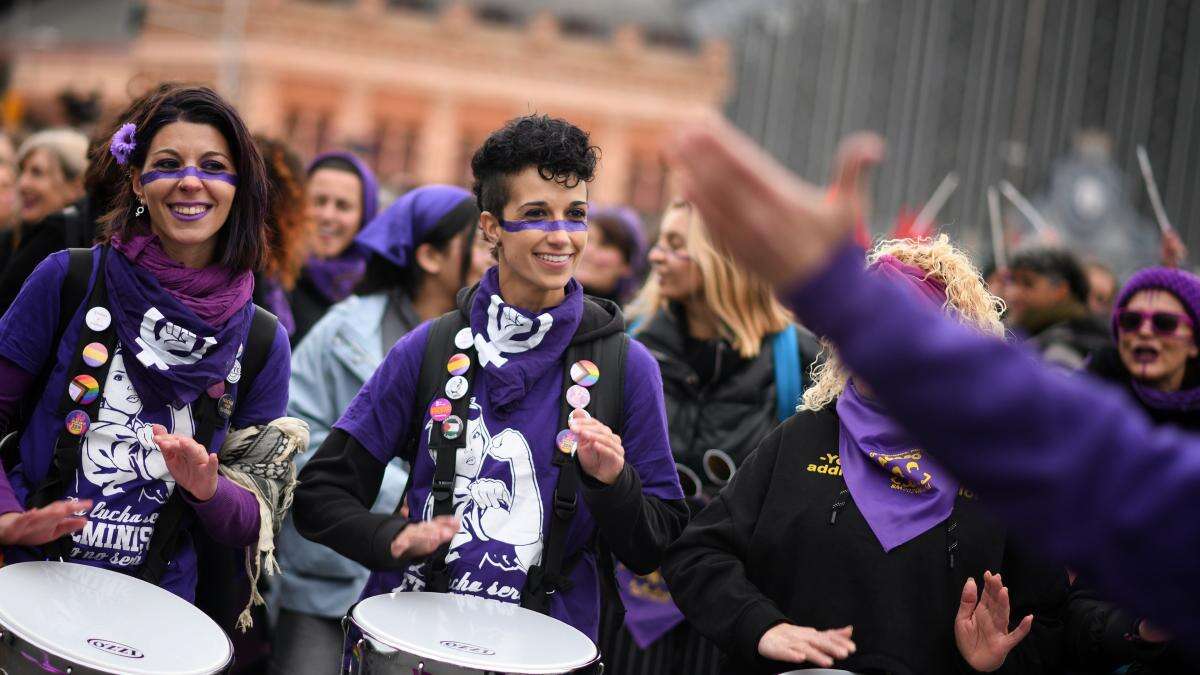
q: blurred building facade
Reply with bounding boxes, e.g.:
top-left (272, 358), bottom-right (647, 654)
top-left (1, 0), bottom-right (730, 212)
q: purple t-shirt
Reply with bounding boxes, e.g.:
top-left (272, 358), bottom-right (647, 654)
top-left (0, 250), bottom-right (290, 599)
top-left (335, 320), bottom-right (680, 639)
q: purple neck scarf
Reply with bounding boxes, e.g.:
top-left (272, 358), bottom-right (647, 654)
top-left (305, 246), bottom-right (367, 304)
top-left (836, 381), bottom-right (959, 551)
top-left (1131, 380), bottom-right (1200, 412)
top-left (615, 563), bottom-right (686, 649)
top-left (468, 266), bottom-right (582, 412)
top-left (105, 243), bottom-right (253, 411)
top-left (113, 234), bottom-right (254, 327)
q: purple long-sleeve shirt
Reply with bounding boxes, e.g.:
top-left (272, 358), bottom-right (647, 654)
top-left (0, 352), bottom-right (259, 547)
top-left (788, 242), bottom-right (1200, 641)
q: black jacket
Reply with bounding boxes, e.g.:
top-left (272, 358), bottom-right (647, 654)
top-left (0, 196), bottom-right (101, 315)
top-left (634, 306), bottom-right (820, 492)
top-left (286, 270), bottom-right (334, 346)
top-left (662, 407), bottom-right (1067, 675)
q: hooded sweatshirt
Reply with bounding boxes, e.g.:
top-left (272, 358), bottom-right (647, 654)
top-left (293, 272), bottom-right (686, 639)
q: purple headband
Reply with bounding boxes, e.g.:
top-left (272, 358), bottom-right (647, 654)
top-left (501, 219), bottom-right (587, 233)
top-left (139, 165), bottom-right (238, 187)
top-left (869, 255), bottom-right (947, 309)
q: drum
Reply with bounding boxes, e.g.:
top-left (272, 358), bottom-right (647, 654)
top-left (0, 560), bottom-right (232, 675)
top-left (348, 591), bottom-right (600, 674)
top-left (780, 670), bottom-right (862, 674)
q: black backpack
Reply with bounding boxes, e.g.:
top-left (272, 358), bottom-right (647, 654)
top-left (408, 290), bottom-right (629, 616)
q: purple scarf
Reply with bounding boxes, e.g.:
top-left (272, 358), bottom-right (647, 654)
top-left (1131, 381), bottom-right (1200, 412)
top-left (304, 246), bottom-right (368, 304)
top-left (468, 267), bottom-right (582, 412)
top-left (105, 242), bottom-right (253, 410)
top-left (615, 564), bottom-right (686, 649)
top-left (113, 235), bottom-right (254, 327)
top-left (836, 256), bottom-right (958, 551)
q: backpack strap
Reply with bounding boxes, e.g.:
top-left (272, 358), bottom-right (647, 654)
top-left (522, 328), bottom-right (627, 614)
top-left (416, 310), bottom-right (474, 593)
top-left (772, 324), bottom-right (802, 423)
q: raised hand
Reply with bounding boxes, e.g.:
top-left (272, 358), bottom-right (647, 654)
top-left (152, 424), bottom-right (218, 501)
top-left (0, 499), bottom-right (92, 546)
top-left (569, 415), bottom-right (625, 485)
top-left (666, 115), bottom-right (884, 290)
top-left (955, 571), bottom-right (1033, 672)
top-left (757, 623), bottom-right (856, 667)
top-left (390, 515), bottom-right (460, 559)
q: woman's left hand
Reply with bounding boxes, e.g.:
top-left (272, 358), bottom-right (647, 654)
top-left (570, 416), bottom-right (625, 485)
top-left (152, 424), bottom-right (218, 501)
top-left (955, 571), bottom-right (1033, 672)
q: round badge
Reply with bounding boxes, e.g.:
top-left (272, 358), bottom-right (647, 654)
top-left (442, 415), bottom-right (464, 440)
top-left (556, 429), bottom-right (577, 454)
top-left (68, 374), bottom-right (100, 405)
top-left (569, 408), bottom-right (591, 423)
top-left (84, 307), bottom-right (111, 332)
top-left (429, 398), bottom-right (453, 422)
top-left (566, 384), bottom-right (591, 410)
top-left (65, 410), bottom-right (91, 436)
top-left (81, 342), bottom-right (109, 368)
top-left (218, 394), bottom-right (235, 419)
top-left (226, 360), bottom-right (243, 384)
top-left (447, 353), bottom-right (471, 376)
top-left (446, 375), bottom-right (469, 400)
top-left (454, 328), bottom-right (474, 350)
top-left (570, 360), bottom-right (600, 387)
top-left (207, 381), bottom-right (226, 399)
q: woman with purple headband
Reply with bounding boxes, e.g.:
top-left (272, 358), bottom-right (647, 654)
top-left (288, 150), bottom-right (380, 344)
top-left (0, 85), bottom-right (290, 611)
top-left (663, 236), bottom-right (1067, 674)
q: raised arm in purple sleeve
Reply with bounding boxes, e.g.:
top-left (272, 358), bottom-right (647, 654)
top-left (183, 477), bottom-right (261, 548)
top-left (0, 356), bottom-right (34, 515)
top-left (786, 242), bottom-right (1200, 641)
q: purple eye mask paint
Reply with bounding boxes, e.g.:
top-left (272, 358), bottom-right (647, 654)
top-left (139, 165), bottom-right (238, 186)
top-left (500, 219), bottom-right (588, 233)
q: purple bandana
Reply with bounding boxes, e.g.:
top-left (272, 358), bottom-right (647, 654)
top-left (468, 266), bottom-right (582, 412)
top-left (304, 246), bottom-right (368, 304)
top-left (139, 165), bottom-right (238, 186)
top-left (500, 219), bottom-right (587, 233)
top-left (615, 564), bottom-right (686, 649)
top-left (105, 245), bottom-right (252, 410)
top-left (357, 185), bottom-right (474, 268)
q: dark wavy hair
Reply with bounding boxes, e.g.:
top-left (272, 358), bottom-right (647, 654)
top-left (1010, 246), bottom-right (1090, 305)
top-left (255, 136), bottom-right (309, 290)
top-left (470, 114), bottom-right (599, 218)
top-left (98, 85), bottom-right (269, 271)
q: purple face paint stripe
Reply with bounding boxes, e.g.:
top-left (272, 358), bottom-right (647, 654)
top-left (500, 219), bottom-right (587, 233)
top-left (139, 165), bottom-right (238, 186)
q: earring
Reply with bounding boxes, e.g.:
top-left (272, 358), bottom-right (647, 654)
top-left (134, 198), bottom-right (145, 218)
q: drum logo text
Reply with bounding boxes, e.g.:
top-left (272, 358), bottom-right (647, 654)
top-left (86, 638), bottom-right (145, 659)
top-left (439, 640), bottom-right (496, 656)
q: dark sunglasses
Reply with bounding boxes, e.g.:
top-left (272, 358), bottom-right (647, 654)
top-left (1116, 310), bottom-right (1194, 336)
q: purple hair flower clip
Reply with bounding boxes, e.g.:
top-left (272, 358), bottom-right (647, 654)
top-left (109, 123), bottom-right (137, 165)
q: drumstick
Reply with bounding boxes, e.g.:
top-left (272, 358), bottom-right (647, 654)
top-left (914, 172), bottom-right (960, 235)
top-left (998, 180), bottom-right (1051, 236)
top-left (1136, 145), bottom-right (1174, 235)
top-left (987, 186), bottom-right (1007, 269)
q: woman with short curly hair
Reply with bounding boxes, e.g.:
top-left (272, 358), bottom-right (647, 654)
top-left (663, 235), bottom-right (1067, 675)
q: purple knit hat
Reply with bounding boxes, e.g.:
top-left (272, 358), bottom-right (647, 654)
top-left (1112, 267), bottom-right (1200, 346)
top-left (589, 205), bottom-right (648, 302)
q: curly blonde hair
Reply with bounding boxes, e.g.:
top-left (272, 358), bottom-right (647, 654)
top-left (799, 235), bottom-right (1006, 411)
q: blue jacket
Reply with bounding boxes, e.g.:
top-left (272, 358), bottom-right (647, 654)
top-left (275, 293), bottom-right (411, 617)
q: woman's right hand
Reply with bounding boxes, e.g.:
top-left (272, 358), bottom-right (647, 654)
top-left (389, 515), bottom-right (460, 559)
top-left (0, 499), bottom-right (91, 547)
top-left (758, 623), bottom-right (856, 667)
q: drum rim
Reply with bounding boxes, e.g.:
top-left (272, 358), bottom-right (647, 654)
top-left (0, 561), bottom-right (233, 675)
top-left (349, 592), bottom-right (600, 674)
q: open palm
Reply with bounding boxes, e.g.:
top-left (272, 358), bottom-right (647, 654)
top-left (955, 571), bottom-right (1033, 672)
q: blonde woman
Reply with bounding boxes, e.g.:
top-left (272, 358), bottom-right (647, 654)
top-left (662, 236), bottom-right (1067, 674)
top-left (598, 199), bottom-right (820, 675)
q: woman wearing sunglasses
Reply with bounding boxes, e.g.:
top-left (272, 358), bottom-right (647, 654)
top-left (1064, 267), bottom-right (1200, 674)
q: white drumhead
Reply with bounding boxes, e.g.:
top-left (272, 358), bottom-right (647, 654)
top-left (0, 561), bottom-right (232, 675)
top-left (352, 592), bottom-right (598, 674)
